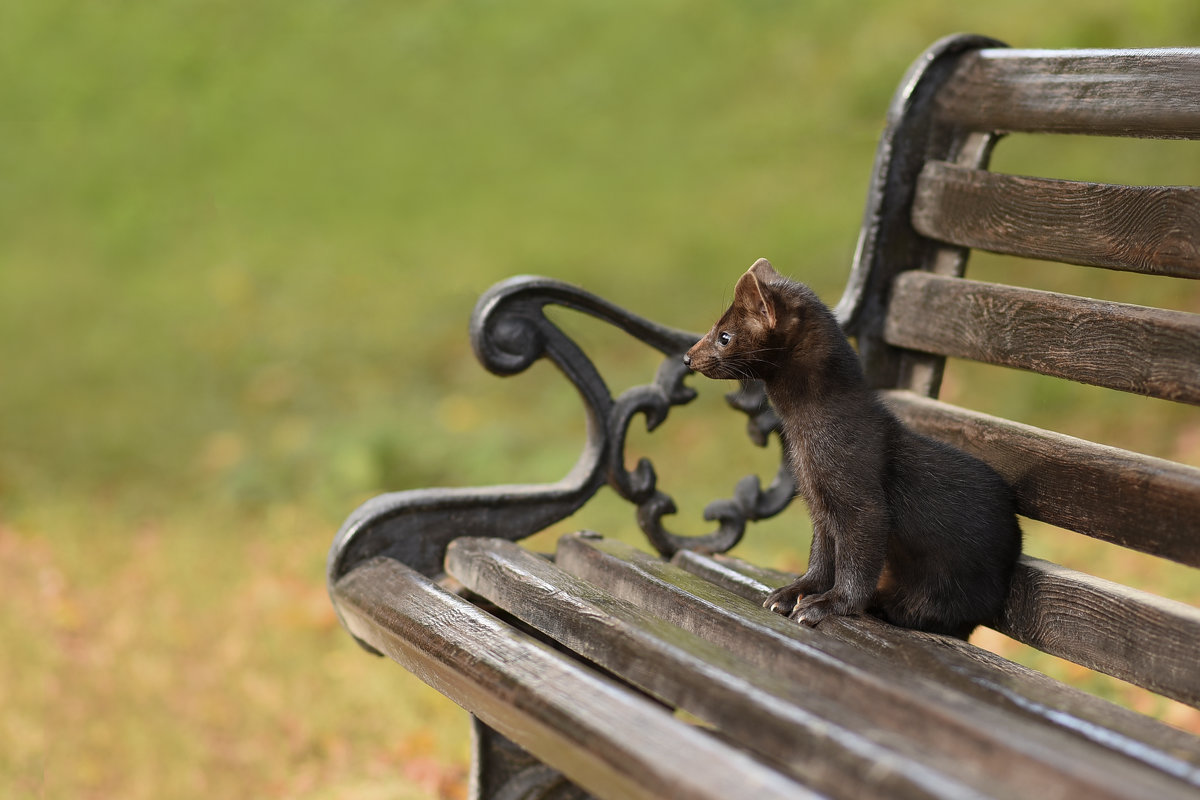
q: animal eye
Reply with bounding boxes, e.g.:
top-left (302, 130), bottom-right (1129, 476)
top-left (717, 331), bottom-right (732, 347)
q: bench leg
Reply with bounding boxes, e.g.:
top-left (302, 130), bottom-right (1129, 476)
top-left (469, 717), bottom-right (594, 800)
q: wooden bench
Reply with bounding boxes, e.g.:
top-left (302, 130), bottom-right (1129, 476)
top-left (327, 34), bottom-right (1200, 799)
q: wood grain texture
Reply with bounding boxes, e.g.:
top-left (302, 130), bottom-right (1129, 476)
top-left (445, 537), bottom-right (985, 800)
top-left (556, 533), bottom-right (1200, 795)
top-left (1002, 557), bottom-right (1200, 707)
top-left (670, 548), bottom-right (1200, 780)
top-left (884, 271), bottom-right (1200, 404)
top-left (880, 390), bottom-right (1200, 566)
top-left (912, 162), bottom-right (1200, 277)
top-left (331, 557), bottom-right (815, 800)
top-left (935, 48), bottom-right (1200, 138)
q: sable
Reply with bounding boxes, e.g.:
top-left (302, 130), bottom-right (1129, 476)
top-left (684, 259), bottom-right (1022, 638)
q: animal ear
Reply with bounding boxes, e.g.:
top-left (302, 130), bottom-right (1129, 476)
top-left (748, 258), bottom-right (781, 284)
top-left (734, 263), bottom-right (777, 328)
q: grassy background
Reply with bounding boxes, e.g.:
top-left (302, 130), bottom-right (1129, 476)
top-left (5, 2), bottom-right (1200, 797)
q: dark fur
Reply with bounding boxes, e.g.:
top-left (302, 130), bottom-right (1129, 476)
top-left (684, 259), bottom-right (1021, 639)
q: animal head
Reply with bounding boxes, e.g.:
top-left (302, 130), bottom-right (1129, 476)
top-left (684, 258), bottom-right (831, 381)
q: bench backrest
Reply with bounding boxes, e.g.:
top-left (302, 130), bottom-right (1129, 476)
top-left (836, 35), bottom-right (1200, 706)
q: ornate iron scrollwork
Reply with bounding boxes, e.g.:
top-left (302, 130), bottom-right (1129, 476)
top-left (327, 275), bottom-right (796, 604)
top-left (608, 357), bottom-right (796, 556)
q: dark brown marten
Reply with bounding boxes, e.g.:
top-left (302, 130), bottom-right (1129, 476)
top-left (684, 259), bottom-right (1021, 639)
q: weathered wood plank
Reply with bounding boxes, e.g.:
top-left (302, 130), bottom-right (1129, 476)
top-left (880, 389), bottom-right (1200, 567)
top-left (912, 162), bottom-right (1200, 277)
top-left (444, 537), bottom-right (992, 800)
top-left (1003, 556), bottom-right (1200, 708)
top-left (556, 533), bottom-right (1200, 793)
top-left (331, 557), bottom-right (815, 800)
top-left (884, 271), bottom-right (1200, 404)
top-left (670, 548), bottom-right (1200, 778)
top-left (935, 48), bottom-right (1200, 138)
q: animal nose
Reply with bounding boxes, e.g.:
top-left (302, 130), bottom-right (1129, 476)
top-left (682, 353), bottom-right (692, 367)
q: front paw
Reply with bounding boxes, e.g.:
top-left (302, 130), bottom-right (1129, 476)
top-left (763, 576), bottom-right (824, 616)
top-left (790, 591), bottom-right (860, 627)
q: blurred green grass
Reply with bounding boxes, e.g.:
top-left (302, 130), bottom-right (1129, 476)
top-left (4, 2), bottom-right (1200, 798)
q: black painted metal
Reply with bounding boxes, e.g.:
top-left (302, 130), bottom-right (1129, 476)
top-left (327, 275), bottom-right (797, 633)
top-left (470, 719), bottom-right (594, 800)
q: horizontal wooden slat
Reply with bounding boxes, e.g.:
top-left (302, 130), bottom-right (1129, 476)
top-left (331, 557), bottom-right (813, 800)
top-left (670, 549), bottom-right (1200, 779)
top-left (1002, 556), bottom-right (1200, 707)
top-left (444, 537), bottom-right (982, 800)
top-left (556, 533), bottom-right (1200, 792)
top-left (881, 390), bottom-right (1200, 566)
top-left (884, 271), bottom-right (1200, 404)
top-left (912, 162), bottom-right (1200, 277)
top-left (935, 48), bottom-right (1200, 138)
